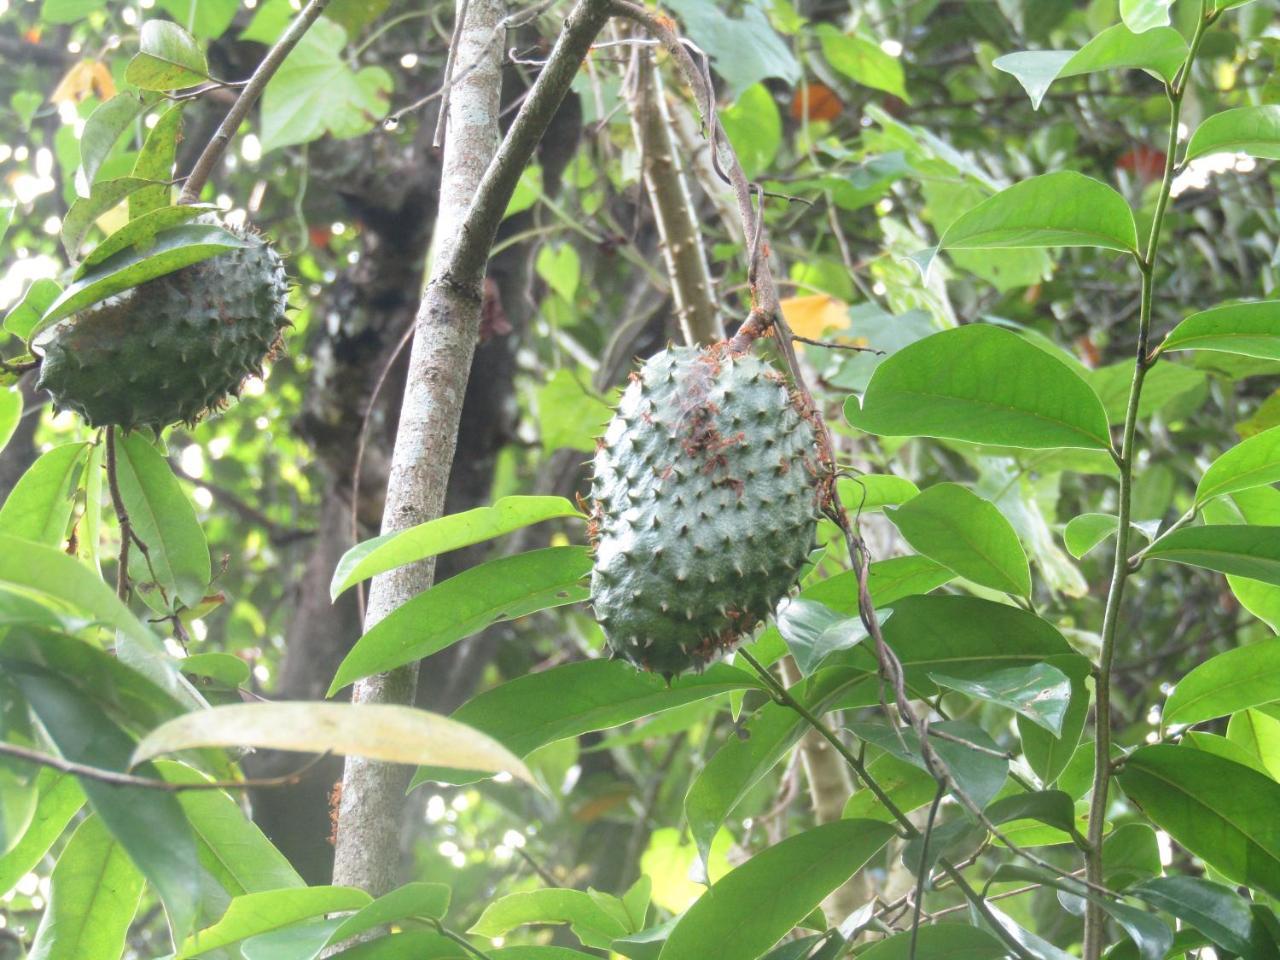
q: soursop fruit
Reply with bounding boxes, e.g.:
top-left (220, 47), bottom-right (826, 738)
top-left (37, 220), bottom-right (288, 429)
top-left (589, 344), bottom-right (824, 676)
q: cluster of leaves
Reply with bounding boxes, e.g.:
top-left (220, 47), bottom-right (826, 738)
top-left (3, 1), bottom-right (1280, 960)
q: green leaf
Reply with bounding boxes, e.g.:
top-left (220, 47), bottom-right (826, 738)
top-left (0, 770), bottom-right (83, 896)
top-left (178, 653), bottom-right (251, 687)
top-left (1161, 301), bottom-right (1280, 360)
top-left (129, 103), bottom-right (184, 218)
top-left (1185, 105), bottom-right (1280, 163)
top-left (934, 171), bottom-right (1138, 257)
top-left (1120, 0), bottom-right (1174, 32)
top-left (331, 496), bottom-right (582, 598)
top-left (1228, 708), bottom-right (1280, 780)
top-left (76, 203), bottom-right (217, 275)
top-left (1197, 426), bottom-right (1280, 505)
top-left (10, 664), bottom-right (199, 939)
top-left (175, 887), bottom-right (372, 958)
top-left (1088, 359), bottom-right (1206, 424)
top-left (885, 482), bottom-right (1031, 595)
top-left (845, 324), bottom-right (1113, 450)
top-left (1145, 525), bottom-right (1280, 585)
top-left (1103, 823), bottom-right (1162, 890)
top-left (77, 92), bottom-right (154, 189)
top-left (994, 25), bottom-right (1185, 109)
top-left (536, 369), bottom-right (612, 453)
top-left (658, 820), bottom-right (893, 960)
top-left (774, 598), bottom-right (868, 676)
top-left (855, 924), bottom-right (1008, 960)
top-left (835, 474), bottom-right (919, 512)
top-left (330, 546), bottom-right (591, 693)
top-left (816, 25), bottom-right (909, 100)
top-left (1064, 513), bottom-right (1119, 558)
top-left (156, 0), bottom-right (239, 38)
top-left (324, 931), bottom-right (462, 959)
top-left (0, 442), bottom-right (89, 546)
top-left (3, 278), bottom-right (62, 341)
top-left (0, 390), bottom-right (19, 456)
top-left (114, 432), bottom-right (211, 610)
top-left (260, 17), bottom-right (391, 153)
top-left (848, 719), bottom-right (1008, 808)
top-left (1119, 744), bottom-right (1280, 898)
top-left (1131, 877), bottom-right (1272, 960)
top-left (842, 749), bottom-right (939, 822)
top-left (986, 790), bottom-right (1078, 835)
top-left (125, 20), bottom-right (211, 91)
top-left (720, 84), bottom-right (781, 180)
top-left (1165, 636), bottom-right (1280, 725)
top-left (932, 663), bottom-right (1071, 734)
top-left (470, 889), bottom-right (630, 950)
top-left (35, 224), bottom-right (250, 339)
top-left (412, 661), bottom-right (760, 787)
top-left (131, 702), bottom-right (536, 785)
top-left (60, 176), bottom-right (160, 258)
top-left (1184, 730), bottom-right (1271, 776)
top-left (1019, 658), bottom-right (1090, 787)
top-left (26, 815), bottom-right (143, 960)
top-left (660, 0), bottom-right (800, 97)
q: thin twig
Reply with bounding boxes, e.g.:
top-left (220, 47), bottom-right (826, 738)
top-left (790, 334), bottom-right (883, 354)
top-left (105, 427), bottom-right (132, 600)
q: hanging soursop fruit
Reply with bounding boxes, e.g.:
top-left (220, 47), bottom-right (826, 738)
top-left (589, 344), bottom-right (825, 677)
top-left (37, 219), bottom-right (288, 430)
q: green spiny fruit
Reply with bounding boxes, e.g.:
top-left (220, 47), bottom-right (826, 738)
top-left (37, 219), bottom-right (288, 430)
top-left (589, 344), bottom-right (825, 677)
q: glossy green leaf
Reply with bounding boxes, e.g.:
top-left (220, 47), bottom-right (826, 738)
top-left (0, 770), bottom-right (83, 896)
top-left (26, 815), bottom-right (143, 960)
top-left (125, 20), bottom-right (211, 90)
top-left (1019, 658), bottom-right (1090, 787)
top-left (886, 482), bottom-right (1031, 595)
top-left (1185, 105), bottom-right (1280, 163)
top-left (76, 203), bottom-right (216, 275)
top-left (128, 103), bottom-right (183, 218)
top-left (1119, 744), bottom-right (1280, 897)
top-left (1120, 0), bottom-right (1174, 32)
top-left (156, 0), bottom-right (239, 37)
top-left (986, 790), bottom-right (1078, 835)
top-left (805, 556), bottom-right (955, 613)
top-left (74, 92), bottom-right (151, 189)
top-left (60, 176), bottom-right (159, 258)
top-left (995, 25), bottom-right (1185, 109)
top-left (132, 702), bottom-right (535, 785)
top-left (35, 224), bottom-right (250, 338)
top-left (0, 390), bottom-right (19, 456)
top-left (848, 719), bottom-right (1008, 808)
top-left (175, 886), bottom-right (372, 958)
top-left (3, 278), bottom-right (61, 341)
top-left (932, 662), bottom-right (1071, 734)
top-left (1184, 730), bottom-right (1271, 776)
top-left (846, 325), bottom-right (1112, 450)
top-left (661, 0), bottom-right (799, 97)
top-left (330, 546), bottom-right (591, 693)
top-left (719, 84), bottom-right (781, 180)
top-left (842, 749), bottom-right (939, 822)
top-left (1165, 636), bottom-right (1280, 725)
top-left (413, 661), bottom-right (760, 787)
top-left (10, 664), bottom-right (199, 938)
top-left (816, 24), bottom-right (908, 100)
top-left (856, 924), bottom-right (1008, 960)
top-left (1131, 876), bottom-right (1271, 960)
top-left (835, 474), bottom-right (919, 512)
top-left (114, 432), bottom-right (210, 610)
top-left (1064, 513), bottom-right (1119, 558)
top-left (0, 765), bottom-right (35, 860)
top-left (1161, 301), bottom-right (1280, 360)
top-left (1088, 359), bottom-right (1206, 424)
top-left (471, 889), bottom-right (631, 950)
top-left (660, 820), bottom-right (893, 960)
top-left (331, 496), bottom-right (582, 598)
top-left (1145, 525), bottom-right (1280, 585)
top-left (1227, 708), bottom-right (1280, 780)
top-left (1197, 426), bottom-right (1280, 505)
top-left (0, 442), bottom-right (89, 546)
top-left (324, 931), bottom-right (470, 959)
top-left (774, 598), bottom-right (868, 676)
top-left (1103, 823), bottom-right (1162, 890)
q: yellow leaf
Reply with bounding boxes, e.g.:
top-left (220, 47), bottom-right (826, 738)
top-left (89, 60), bottom-right (116, 101)
top-left (780, 294), bottom-right (848, 339)
top-left (50, 60), bottom-right (98, 104)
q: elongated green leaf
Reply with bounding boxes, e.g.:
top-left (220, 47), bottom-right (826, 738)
top-left (1064, 513), bottom-right (1119, 558)
top-left (1165, 636), bottom-right (1280, 725)
top-left (1146, 525), bottom-right (1280, 585)
top-left (129, 103), bottom-right (184, 218)
top-left (1019, 658), bottom-right (1090, 787)
top-left (175, 886), bottom-right (372, 958)
top-left (774, 598), bottom-right (868, 675)
top-left (0, 442), bottom-right (89, 546)
top-left (1131, 877), bottom-right (1272, 960)
top-left (1089, 359), bottom-right (1206, 424)
top-left (114, 432), bottom-right (210, 610)
top-left (658, 820), bottom-right (893, 960)
top-left (848, 719), bottom-right (1008, 808)
top-left (932, 663), bottom-right (1071, 734)
top-left (11, 664), bottom-right (199, 939)
top-left (1120, 0), bottom-right (1174, 32)
top-left (816, 24), bottom-right (908, 100)
top-left (76, 92), bottom-right (153, 189)
top-left (937, 171), bottom-right (1137, 254)
top-left (1228, 709), bottom-right (1280, 780)
top-left (805, 556), bottom-right (955, 612)
top-left (986, 790), bottom-right (1078, 835)
top-left (1119, 744), bottom-right (1280, 897)
top-left (994, 24), bottom-right (1185, 109)
top-left (0, 389), bottom-right (19, 455)
top-left (126, 20), bottom-right (211, 90)
top-left (835, 474), bottom-right (919, 512)
top-left (76, 203), bottom-right (216, 275)
top-left (27, 815), bottom-right (143, 960)
top-left (886, 482), bottom-right (1031, 595)
top-left (1103, 823), bottom-right (1162, 890)
top-left (1185, 105), bottom-right (1280, 163)
top-left (0, 769), bottom-right (83, 896)
top-left (60, 176), bottom-right (159, 258)
top-left (331, 496), bottom-right (582, 598)
top-left (132, 702), bottom-right (535, 785)
top-left (842, 749), bottom-right (939, 821)
top-left (1197, 426), bottom-right (1280, 505)
top-left (1184, 730), bottom-right (1272, 776)
top-left (846, 325), bottom-right (1112, 450)
top-left (1161, 301), bottom-right (1280, 360)
top-left (3, 278), bottom-right (61, 341)
top-left (471, 889), bottom-right (630, 950)
top-left (35, 224), bottom-right (250, 338)
top-left (856, 924), bottom-right (1008, 960)
top-left (329, 546), bottom-right (590, 694)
